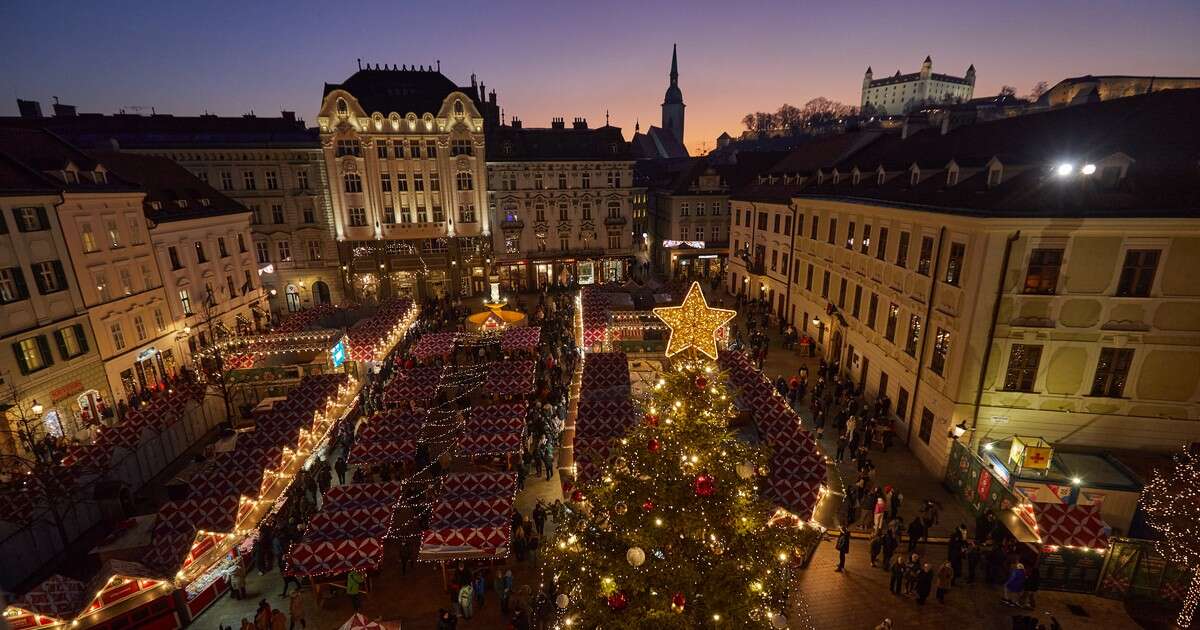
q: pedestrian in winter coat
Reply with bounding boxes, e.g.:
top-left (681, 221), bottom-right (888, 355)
top-left (835, 528), bottom-right (851, 572)
top-left (948, 532), bottom-right (965, 585)
top-left (915, 563), bottom-right (934, 605)
top-left (966, 541), bottom-right (981, 583)
top-left (873, 497), bottom-right (886, 531)
top-left (882, 529), bottom-right (899, 569)
top-left (935, 561), bottom-right (953, 603)
top-left (1002, 563), bottom-right (1027, 606)
top-left (472, 572), bottom-right (486, 608)
top-left (888, 556), bottom-right (906, 594)
top-left (457, 583), bottom-right (474, 619)
top-left (869, 531), bottom-right (884, 567)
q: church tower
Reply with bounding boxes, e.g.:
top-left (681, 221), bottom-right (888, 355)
top-left (661, 44), bottom-right (685, 144)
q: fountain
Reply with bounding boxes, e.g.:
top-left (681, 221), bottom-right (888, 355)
top-left (466, 275), bottom-right (527, 332)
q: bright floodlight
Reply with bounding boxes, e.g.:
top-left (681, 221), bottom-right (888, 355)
top-left (1056, 163), bottom-right (1074, 176)
top-left (1081, 164), bottom-right (1097, 175)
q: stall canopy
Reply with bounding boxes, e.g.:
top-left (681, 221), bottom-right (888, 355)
top-left (572, 352), bottom-right (633, 484)
top-left (500, 326), bottom-right (540, 354)
top-left (419, 472), bottom-right (518, 560)
top-left (287, 482), bottom-right (406, 577)
top-left (348, 410), bottom-right (425, 465)
top-left (411, 332), bottom-right (460, 362)
top-left (580, 352), bottom-right (630, 399)
top-left (347, 298), bottom-right (415, 361)
top-left (483, 360), bottom-right (536, 397)
top-left (581, 287), bottom-right (610, 347)
top-left (459, 403), bottom-right (527, 457)
top-left (338, 613), bottom-right (401, 630)
top-left (1034, 503), bottom-right (1110, 550)
top-left (384, 366), bottom-right (445, 404)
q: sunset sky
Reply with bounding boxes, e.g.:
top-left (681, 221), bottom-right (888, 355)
top-left (3, 0), bottom-right (1198, 154)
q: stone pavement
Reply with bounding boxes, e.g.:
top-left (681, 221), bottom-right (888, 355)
top-left (791, 538), bottom-right (1139, 630)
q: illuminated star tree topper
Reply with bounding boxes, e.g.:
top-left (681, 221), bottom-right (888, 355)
top-left (652, 282), bottom-right (737, 360)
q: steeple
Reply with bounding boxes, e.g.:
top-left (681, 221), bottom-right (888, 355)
top-left (670, 44), bottom-right (679, 85)
top-left (661, 44), bottom-right (685, 146)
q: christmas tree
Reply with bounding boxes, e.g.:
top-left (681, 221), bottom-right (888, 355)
top-left (1144, 444), bottom-right (1200, 628)
top-left (544, 283), bottom-right (819, 628)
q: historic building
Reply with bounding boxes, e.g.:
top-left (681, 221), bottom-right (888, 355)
top-left (0, 132), bottom-right (114, 454)
top-left (1035, 74), bottom-right (1200, 109)
top-left (729, 88), bottom-right (1200, 474)
top-left (486, 117), bottom-right (641, 290)
top-left (94, 152), bottom-right (265, 365)
top-left (0, 128), bottom-right (174, 405)
top-left (861, 56), bottom-right (975, 115)
top-left (631, 46), bottom-right (689, 159)
top-left (317, 64), bottom-right (496, 300)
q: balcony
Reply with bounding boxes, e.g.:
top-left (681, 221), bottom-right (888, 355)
top-left (604, 215), bottom-right (627, 226)
top-left (500, 218), bottom-right (525, 230)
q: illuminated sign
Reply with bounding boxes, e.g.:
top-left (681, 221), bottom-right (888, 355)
top-left (330, 339), bottom-right (346, 368)
top-left (662, 240), bottom-right (706, 249)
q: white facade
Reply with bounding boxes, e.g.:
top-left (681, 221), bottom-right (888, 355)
top-left (861, 57), bottom-right (975, 115)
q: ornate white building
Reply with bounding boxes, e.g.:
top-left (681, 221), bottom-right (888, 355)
top-left (861, 56), bottom-right (975, 115)
top-left (317, 64), bottom-right (497, 300)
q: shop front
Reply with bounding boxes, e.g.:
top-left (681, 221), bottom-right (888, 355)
top-left (671, 251), bottom-right (726, 280)
top-left (496, 262), bottom-right (529, 293)
top-left (389, 270), bottom-right (418, 299)
top-left (118, 346), bottom-right (173, 397)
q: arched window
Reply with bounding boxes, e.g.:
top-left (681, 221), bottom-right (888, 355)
top-left (454, 100), bottom-right (465, 117)
top-left (285, 285), bottom-right (301, 312)
top-left (344, 173), bottom-right (362, 193)
top-left (336, 98), bottom-right (348, 115)
top-left (456, 172), bottom-right (473, 191)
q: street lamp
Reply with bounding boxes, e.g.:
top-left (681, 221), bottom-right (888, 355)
top-left (948, 420), bottom-right (968, 440)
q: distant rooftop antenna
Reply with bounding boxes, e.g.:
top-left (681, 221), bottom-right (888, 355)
top-left (357, 58), bottom-right (362, 71)
top-left (437, 59), bottom-right (441, 72)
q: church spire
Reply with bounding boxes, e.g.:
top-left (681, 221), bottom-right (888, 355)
top-left (670, 43), bottom-right (679, 85)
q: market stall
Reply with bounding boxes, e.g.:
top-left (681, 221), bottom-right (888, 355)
top-left (500, 326), bottom-right (540, 354)
top-left (383, 366), bottom-right (445, 405)
top-left (458, 402), bottom-right (527, 458)
top-left (483, 360), bottom-right (536, 397)
top-left (419, 472), bottom-right (518, 561)
top-left (411, 332), bottom-right (461, 363)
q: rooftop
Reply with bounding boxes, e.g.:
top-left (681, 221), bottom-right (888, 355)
top-left (486, 123), bottom-right (631, 161)
top-left (89, 151), bottom-right (249, 223)
top-left (0, 109), bottom-right (317, 150)
top-left (323, 67), bottom-right (480, 117)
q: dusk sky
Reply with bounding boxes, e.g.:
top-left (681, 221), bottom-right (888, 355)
top-left (3, 0), bottom-right (1199, 154)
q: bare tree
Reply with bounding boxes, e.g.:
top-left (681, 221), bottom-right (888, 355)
top-left (194, 288), bottom-right (235, 423)
top-left (740, 113), bottom-right (756, 131)
top-left (1026, 81), bottom-right (1050, 101)
top-left (775, 103), bottom-right (803, 130)
top-left (998, 85), bottom-right (1017, 98)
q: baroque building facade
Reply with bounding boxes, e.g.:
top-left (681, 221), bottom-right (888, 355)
top-left (318, 65), bottom-right (495, 300)
top-left (487, 117), bottom-right (642, 290)
top-left (862, 56), bottom-right (975, 115)
top-left (729, 89), bottom-right (1200, 474)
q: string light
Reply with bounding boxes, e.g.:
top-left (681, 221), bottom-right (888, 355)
top-left (1144, 444), bottom-right (1200, 628)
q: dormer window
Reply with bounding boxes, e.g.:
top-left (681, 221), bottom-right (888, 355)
top-left (946, 168), bottom-right (959, 187)
top-left (199, 198), bottom-right (210, 206)
top-left (852, 170), bottom-right (861, 185)
top-left (877, 169), bottom-right (886, 185)
top-left (93, 171), bottom-right (107, 184)
top-left (176, 200), bottom-right (188, 208)
top-left (910, 168), bottom-right (920, 187)
top-left (816, 171), bottom-right (825, 185)
top-left (987, 166), bottom-right (1003, 188)
top-left (336, 98), bottom-right (348, 115)
top-left (149, 201), bottom-right (163, 210)
top-left (832, 171), bottom-right (841, 185)
top-left (63, 170), bottom-right (78, 184)
top-left (454, 100), bottom-right (465, 117)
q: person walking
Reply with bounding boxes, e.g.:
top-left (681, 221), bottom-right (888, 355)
top-left (457, 582), bottom-right (475, 619)
top-left (966, 541), bottom-right (981, 584)
top-left (532, 500), bottom-right (547, 536)
top-left (906, 517), bottom-right (925, 554)
top-left (497, 569), bottom-right (513, 614)
top-left (1020, 562), bottom-right (1040, 609)
top-left (346, 569), bottom-right (365, 612)
top-left (935, 560), bottom-right (953, 603)
top-left (869, 530), bottom-right (884, 567)
top-left (334, 455), bottom-right (348, 485)
top-left (288, 591), bottom-right (306, 630)
top-left (834, 527), bottom-right (851, 572)
top-left (881, 528), bottom-right (899, 570)
top-left (888, 555), bottom-right (906, 595)
top-left (948, 529), bottom-right (965, 586)
top-left (229, 556), bottom-right (247, 600)
top-left (1002, 563), bottom-right (1027, 607)
top-left (873, 497), bottom-right (886, 532)
top-left (915, 563), bottom-right (934, 605)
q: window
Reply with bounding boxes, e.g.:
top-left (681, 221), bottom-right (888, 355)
top-left (179, 289), bottom-right (192, 315)
top-left (278, 240), bottom-right (292, 262)
top-left (770, 250), bottom-right (778, 272)
top-left (451, 139), bottom-right (472, 156)
top-left (55, 324), bottom-right (88, 359)
top-left (400, 202), bottom-right (412, 224)
top-left (805, 264), bottom-right (814, 291)
top-left (846, 221), bottom-right (855, 249)
top-left (335, 139), bottom-right (360, 157)
top-left (432, 203), bottom-right (444, 223)
top-left (1003, 344), bottom-right (1043, 392)
top-left (796, 215), bottom-right (804, 238)
top-left (945, 242), bottom-right (965, 285)
top-left (32, 261), bottom-right (66, 294)
top-left (607, 171), bottom-right (619, 188)
top-left (581, 203), bottom-right (591, 220)
top-left (15, 336), bottom-right (51, 373)
top-left (757, 212), bottom-right (767, 231)
top-left (0, 267), bottom-right (29, 303)
top-left (931, 328), bottom-right (951, 375)
top-left (534, 173), bottom-right (544, 190)
top-left (429, 173), bottom-right (440, 192)
top-left (377, 143), bottom-right (390, 159)
top-left (255, 241), bottom-right (269, 263)
top-left (867, 293), bottom-right (878, 330)
top-left (828, 217), bottom-right (838, 244)
top-left (885, 303), bottom-right (899, 342)
top-left (1024, 248), bottom-right (1063, 294)
top-left (220, 170), bottom-right (233, 190)
top-left (456, 172), bottom-right (474, 191)
top-left (917, 236), bottom-right (934, 275)
top-left (558, 204), bottom-right (569, 221)
top-left (194, 241), bottom-right (207, 263)
top-left (557, 172), bottom-right (568, 189)
top-left (416, 204), bottom-right (428, 223)
top-left (1091, 348), bottom-right (1133, 398)
top-left (14, 207), bottom-right (48, 231)
top-left (896, 231), bottom-right (910, 268)
top-left (773, 214), bottom-right (781, 233)
top-left (861, 225), bottom-right (872, 255)
top-left (535, 205), bottom-right (546, 222)
top-left (821, 271), bottom-right (830, 298)
top-left (302, 206), bottom-right (315, 224)
top-left (810, 215), bottom-right (819, 240)
top-left (381, 174), bottom-right (391, 192)
top-left (348, 208), bottom-right (367, 226)
top-left (607, 202), bottom-right (621, 219)
top-left (265, 171), bottom-right (278, 190)
top-left (560, 236), bottom-right (570, 250)
top-left (343, 173), bottom-right (362, 193)
top-left (581, 172), bottom-right (590, 189)
top-left (681, 203), bottom-right (690, 217)
top-left (133, 315), bottom-right (147, 341)
top-left (81, 223), bottom-right (97, 252)
top-left (242, 271), bottom-right (253, 295)
top-left (106, 218), bottom-right (121, 248)
top-left (243, 171), bottom-right (257, 190)
top-left (896, 388), bottom-right (909, 423)
top-left (698, 203), bottom-right (708, 217)
top-left (308, 240), bottom-right (322, 261)
top-left (382, 206), bottom-right (395, 224)
top-left (154, 308), bottom-right (166, 333)
top-left (409, 140), bottom-right (421, 158)
top-left (426, 140), bottom-right (437, 158)
top-left (608, 233), bottom-right (621, 249)
top-left (237, 233), bottom-right (247, 253)
top-left (118, 268), bottom-right (133, 295)
top-left (110, 322), bottom-right (126, 351)
top-left (876, 227), bottom-right (888, 260)
top-left (249, 205), bottom-right (261, 225)
top-left (413, 174), bottom-right (424, 191)
top-left (459, 204), bottom-right (476, 223)
top-left (196, 170), bottom-right (208, 185)
top-left (918, 408), bottom-right (935, 444)
top-left (838, 278), bottom-right (847, 308)
top-left (1116, 249), bottom-right (1159, 297)
top-left (711, 225), bottom-right (720, 242)
top-left (852, 285), bottom-right (862, 318)
top-left (297, 170), bottom-right (310, 189)
top-left (393, 143), bottom-right (404, 159)
top-left (987, 167), bottom-right (1002, 188)
top-left (397, 174), bottom-right (408, 191)
top-left (218, 237), bottom-right (229, 258)
top-left (95, 272), bottom-right (109, 301)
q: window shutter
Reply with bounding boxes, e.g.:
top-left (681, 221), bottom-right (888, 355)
top-left (54, 329), bottom-right (69, 360)
top-left (37, 335), bottom-right (54, 367)
top-left (11, 267), bottom-right (29, 299)
top-left (32, 265), bottom-right (47, 294)
top-left (11, 209), bottom-right (27, 233)
top-left (53, 261), bottom-right (67, 292)
top-left (75, 324), bottom-right (89, 354)
top-left (12, 342), bottom-right (30, 375)
top-left (35, 207), bottom-right (49, 230)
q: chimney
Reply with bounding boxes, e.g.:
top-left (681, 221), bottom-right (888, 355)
top-left (281, 110), bottom-right (296, 123)
top-left (16, 99), bottom-right (43, 118)
top-left (551, 117), bottom-right (565, 130)
top-left (52, 102), bottom-right (77, 117)
top-left (489, 90), bottom-right (497, 106)
top-left (572, 117), bottom-right (587, 130)
top-left (511, 117), bottom-right (522, 129)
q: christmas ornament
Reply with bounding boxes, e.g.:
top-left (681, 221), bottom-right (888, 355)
top-left (648, 437), bottom-right (661, 453)
top-left (693, 473), bottom-right (716, 497)
top-left (671, 592), bottom-right (686, 613)
top-left (555, 593), bottom-right (569, 609)
top-left (652, 281), bottom-right (737, 360)
top-left (736, 462), bottom-right (755, 480)
top-left (694, 375), bottom-right (707, 390)
top-left (607, 591), bottom-right (628, 611)
top-left (613, 455), bottom-right (629, 473)
top-left (614, 501), bottom-right (628, 515)
top-left (643, 413), bottom-right (659, 427)
top-left (771, 612), bottom-right (789, 628)
top-left (626, 546), bottom-right (646, 567)
top-left (709, 539), bottom-right (725, 555)
top-left (571, 489), bottom-right (585, 503)
top-left (641, 499), bottom-right (655, 512)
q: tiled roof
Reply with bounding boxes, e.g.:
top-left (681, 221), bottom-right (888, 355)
top-left (0, 113), bottom-right (317, 150)
top-left (486, 124), bottom-right (631, 161)
top-left (323, 68), bottom-right (479, 117)
top-left (0, 127), bottom-right (139, 192)
top-left (90, 151), bottom-right (248, 222)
